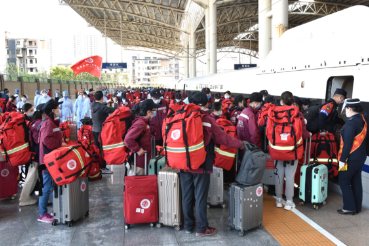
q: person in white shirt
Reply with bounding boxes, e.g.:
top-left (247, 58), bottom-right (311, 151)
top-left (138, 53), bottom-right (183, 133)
top-left (14, 89), bottom-right (20, 104)
top-left (16, 95), bottom-right (28, 112)
top-left (34, 90), bottom-right (41, 107)
top-left (59, 91), bottom-right (74, 122)
top-left (38, 89), bottom-right (52, 104)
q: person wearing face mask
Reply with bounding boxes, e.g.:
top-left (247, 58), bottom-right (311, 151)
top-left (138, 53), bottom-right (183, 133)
top-left (237, 92), bottom-right (263, 149)
top-left (54, 89), bottom-right (60, 102)
top-left (318, 88), bottom-right (347, 136)
top-left (260, 90), bottom-right (269, 101)
top-left (120, 92), bottom-right (132, 108)
top-left (210, 102), bottom-right (227, 120)
top-left (89, 89), bottom-right (95, 102)
top-left (125, 99), bottom-right (158, 176)
top-left (38, 89), bottom-right (52, 104)
top-left (5, 95), bottom-right (17, 112)
top-left (16, 95), bottom-right (28, 111)
top-left (201, 88), bottom-right (214, 110)
top-left (38, 99), bottom-right (63, 223)
top-left (22, 103), bottom-right (34, 121)
top-left (337, 99), bottom-right (367, 215)
top-left (59, 91), bottom-right (73, 122)
top-left (102, 91), bottom-right (108, 103)
top-left (2, 89), bottom-right (10, 102)
top-left (302, 98), bottom-right (313, 112)
top-left (220, 91), bottom-right (231, 104)
top-left (34, 90), bottom-right (41, 107)
top-left (229, 95), bottom-right (245, 126)
top-left (82, 92), bottom-right (91, 118)
top-left (170, 93), bottom-right (184, 105)
top-left (150, 89), bottom-right (169, 147)
top-left (14, 89), bottom-right (20, 104)
top-left (74, 92), bottom-right (85, 129)
top-left (214, 93), bottom-right (222, 103)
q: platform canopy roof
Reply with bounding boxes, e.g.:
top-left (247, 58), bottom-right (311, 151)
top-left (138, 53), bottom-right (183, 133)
top-left (60, 0), bottom-right (369, 58)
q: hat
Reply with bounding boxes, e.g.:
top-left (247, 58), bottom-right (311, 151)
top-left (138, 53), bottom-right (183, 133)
top-left (234, 95), bottom-right (244, 104)
top-left (36, 90), bottom-right (40, 95)
top-left (140, 99), bottom-right (160, 112)
top-left (249, 92), bottom-right (263, 103)
top-left (15, 89), bottom-right (19, 94)
top-left (260, 90), bottom-right (269, 96)
top-left (342, 98), bottom-right (362, 113)
top-left (175, 93), bottom-right (182, 99)
top-left (4, 89), bottom-right (9, 94)
top-left (334, 88), bottom-right (347, 97)
top-left (214, 93), bottom-right (222, 99)
top-left (36, 103), bottom-right (45, 112)
top-left (150, 89), bottom-right (162, 98)
top-left (43, 99), bottom-right (63, 114)
top-left (293, 96), bottom-right (303, 108)
top-left (264, 96), bottom-right (276, 104)
top-left (89, 88), bottom-right (93, 92)
top-left (201, 88), bottom-right (211, 94)
top-left (224, 91), bottom-right (231, 95)
top-left (191, 92), bottom-right (208, 106)
top-left (302, 98), bottom-right (313, 106)
top-left (62, 91), bottom-right (68, 95)
top-left (43, 89), bottom-right (48, 93)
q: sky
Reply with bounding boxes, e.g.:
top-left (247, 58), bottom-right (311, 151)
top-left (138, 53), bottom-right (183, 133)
top-left (0, 0), bottom-right (256, 75)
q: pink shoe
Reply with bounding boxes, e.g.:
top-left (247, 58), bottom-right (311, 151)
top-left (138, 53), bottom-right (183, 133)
top-left (37, 213), bottom-right (54, 223)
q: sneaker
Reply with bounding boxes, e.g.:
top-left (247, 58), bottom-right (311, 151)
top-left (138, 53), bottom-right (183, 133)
top-left (284, 201), bottom-right (296, 211)
top-left (101, 168), bottom-right (113, 174)
top-left (196, 226), bottom-right (217, 237)
top-left (19, 198), bottom-right (38, 207)
top-left (37, 213), bottom-right (54, 223)
top-left (276, 198), bottom-right (283, 208)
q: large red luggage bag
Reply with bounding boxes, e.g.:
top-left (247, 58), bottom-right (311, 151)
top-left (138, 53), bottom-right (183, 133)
top-left (0, 161), bottom-right (18, 199)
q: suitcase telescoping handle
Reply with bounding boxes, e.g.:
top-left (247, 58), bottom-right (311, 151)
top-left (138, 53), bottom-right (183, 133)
top-left (67, 116), bottom-right (73, 122)
top-left (133, 151), bottom-right (148, 176)
top-left (151, 135), bottom-right (155, 159)
top-left (235, 149), bottom-right (239, 173)
top-left (303, 137), bottom-right (312, 166)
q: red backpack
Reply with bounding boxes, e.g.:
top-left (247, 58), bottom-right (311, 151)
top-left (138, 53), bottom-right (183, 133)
top-left (78, 125), bottom-right (93, 144)
top-left (0, 112), bottom-right (32, 167)
top-left (310, 132), bottom-right (338, 178)
top-left (60, 121), bottom-right (71, 142)
top-left (163, 104), bottom-right (206, 170)
top-left (258, 103), bottom-right (275, 126)
top-left (214, 119), bottom-right (237, 170)
top-left (88, 160), bottom-right (102, 181)
top-left (101, 107), bottom-right (132, 165)
top-left (222, 99), bottom-right (233, 109)
top-left (0, 98), bottom-right (6, 113)
top-left (266, 106), bottom-right (303, 161)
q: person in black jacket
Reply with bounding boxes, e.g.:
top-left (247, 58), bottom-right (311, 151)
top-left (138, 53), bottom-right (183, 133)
top-left (91, 91), bottom-right (116, 174)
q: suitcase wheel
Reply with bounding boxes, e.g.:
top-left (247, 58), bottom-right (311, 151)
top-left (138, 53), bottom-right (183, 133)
top-left (299, 201), bottom-right (304, 206)
top-left (150, 223), bottom-right (155, 227)
top-left (68, 222), bottom-right (73, 227)
top-left (226, 225), bottom-right (232, 232)
top-left (174, 225), bottom-right (181, 231)
top-left (313, 205), bottom-right (319, 210)
top-left (222, 204), bottom-right (226, 209)
top-left (85, 211), bottom-right (89, 217)
top-left (125, 224), bottom-right (130, 230)
top-left (156, 223), bottom-right (162, 229)
top-left (238, 231), bottom-right (244, 237)
top-left (258, 223), bottom-right (263, 229)
top-left (51, 221), bottom-right (57, 226)
top-left (322, 201), bottom-right (326, 205)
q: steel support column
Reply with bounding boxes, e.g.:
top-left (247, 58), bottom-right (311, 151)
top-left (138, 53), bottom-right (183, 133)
top-left (184, 45), bottom-right (189, 79)
top-left (258, 0), bottom-right (271, 64)
top-left (272, 0), bottom-right (288, 48)
top-left (205, 7), bottom-right (210, 75)
top-left (209, 1), bottom-right (217, 74)
top-left (190, 32), bottom-right (196, 78)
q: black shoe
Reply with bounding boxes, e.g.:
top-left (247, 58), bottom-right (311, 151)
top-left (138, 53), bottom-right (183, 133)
top-left (337, 209), bottom-right (355, 215)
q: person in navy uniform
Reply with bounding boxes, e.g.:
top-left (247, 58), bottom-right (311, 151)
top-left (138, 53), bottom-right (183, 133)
top-left (260, 90), bottom-right (269, 101)
top-left (337, 99), bottom-right (367, 215)
top-left (318, 88), bottom-right (347, 136)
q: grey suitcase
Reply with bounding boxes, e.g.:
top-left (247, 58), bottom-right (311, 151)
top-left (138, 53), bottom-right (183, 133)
top-left (67, 117), bottom-right (78, 141)
top-left (207, 166), bottom-right (226, 208)
top-left (52, 177), bottom-right (89, 227)
top-left (157, 167), bottom-right (182, 231)
top-left (227, 183), bottom-right (263, 237)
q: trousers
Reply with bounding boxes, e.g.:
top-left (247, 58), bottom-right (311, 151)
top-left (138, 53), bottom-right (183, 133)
top-left (38, 169), bottom-right (53, 216)
top-left (339, 160), bottom-right (364, 212)
top-left (180, 171), bottom-right (210, 233)
top-left (274, 160), bottom-right (298, 201)
top-left (93, 131), bottom-right (107, 169)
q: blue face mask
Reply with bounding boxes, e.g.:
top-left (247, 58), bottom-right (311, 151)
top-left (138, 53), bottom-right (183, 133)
top-left (216, 112), bottom-right (223, 117)
top-left (207, 95), bottom-right (211, 100)
top-left (64, 95), bottom-right (68, 99)
top-left (152, 111), bottom-right (157, 119)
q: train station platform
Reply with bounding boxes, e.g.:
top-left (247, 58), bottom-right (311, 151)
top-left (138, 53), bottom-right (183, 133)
top-left (0, 165), bottom-right (367, 246)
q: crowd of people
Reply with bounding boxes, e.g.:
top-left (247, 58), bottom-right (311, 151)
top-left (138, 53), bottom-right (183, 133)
top-left (0, 85), bottom-right (367, 237)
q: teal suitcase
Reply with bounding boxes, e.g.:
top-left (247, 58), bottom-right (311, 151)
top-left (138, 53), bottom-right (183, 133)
top-left (148, 156), bottom-right (166, 175)
top-left (299, 163), bottom-right (328, 209)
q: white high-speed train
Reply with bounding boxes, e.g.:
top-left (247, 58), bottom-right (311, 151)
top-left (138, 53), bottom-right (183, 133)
top-left (176, 5), bottom-right (369, 209)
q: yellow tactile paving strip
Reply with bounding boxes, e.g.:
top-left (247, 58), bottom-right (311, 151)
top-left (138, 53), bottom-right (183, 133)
top-left (263, 194), bottom-right (335, 246)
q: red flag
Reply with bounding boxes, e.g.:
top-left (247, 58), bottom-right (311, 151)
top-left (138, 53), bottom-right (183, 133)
top-left (71, 56), bottom-right (103, 79)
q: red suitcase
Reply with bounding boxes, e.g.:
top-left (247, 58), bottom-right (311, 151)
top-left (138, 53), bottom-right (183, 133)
top-left (0, 161), bottom-right (19, 199)
top-left (124, 152), bottom-right (158, 229)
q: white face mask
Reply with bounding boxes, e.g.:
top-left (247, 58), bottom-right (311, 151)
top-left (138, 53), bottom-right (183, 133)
top-left (153, 99), bottom-right (160, 104)
top-left (78, 95), bottom-right (82, 100)
top-left (27, 112), bottom-right (34, 117)
top-left (224, 95), bottom-right (230, 99)
top-left (176, 99), bottom-right (181, 103)
top-left (255, 104), bottom-right (261, 109)
top-left (43, 93), bottom-right (47, 98)
top-left (22, 98), bottom-right (26, 102)
top-left (214, 99), bottom-right (220, 102)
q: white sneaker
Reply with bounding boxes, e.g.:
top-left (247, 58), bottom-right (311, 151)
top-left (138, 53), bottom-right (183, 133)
top-left (101, 168), bottom-right (113, 174)
top-left (276, 198), bottom-right (283, 208)
top-left (284, 201), bottom-right (296, 210)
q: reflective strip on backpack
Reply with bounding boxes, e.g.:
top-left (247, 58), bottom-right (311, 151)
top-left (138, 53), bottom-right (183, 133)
top-left (1, 143), bottom-right (29, 155)
top-left (268, 138), bottom-right (303, 151)
top-left (65, 138), bottom-right (70, 141)
top-left (71, 148), bottom-right (85, 176)
top-left (215, 147), bottom-right (236, 158)
top-left (102, 142), bottom-right (125, 150)
top-left (89, 171), bottom-right (101, 179)
top-left (310, 158), bottom-right (338, 163)
top-left (166, 142), bottom-right (204, 153)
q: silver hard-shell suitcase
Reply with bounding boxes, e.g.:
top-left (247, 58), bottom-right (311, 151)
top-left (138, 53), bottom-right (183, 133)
top-left (207, 166), bottom-right (226, 208)
top-left (52, 177), bottom-right (89, 227)
top-left (157, 167), bottom-right (183, 231)
top-left (227, 183), bottom-right (263, 237)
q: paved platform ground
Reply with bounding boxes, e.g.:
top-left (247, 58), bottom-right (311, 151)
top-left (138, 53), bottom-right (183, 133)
top-left (0, 164), bottom-right (367, 246)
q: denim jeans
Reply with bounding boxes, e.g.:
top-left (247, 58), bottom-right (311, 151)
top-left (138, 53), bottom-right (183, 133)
top-left (38, 169), bottom-right (53, 216)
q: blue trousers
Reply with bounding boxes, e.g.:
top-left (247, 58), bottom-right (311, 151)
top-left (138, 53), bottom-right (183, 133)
top-left (180, 172), bottom-right (210, 233)
top-left (339, 160), bottom-right (364, 212)
top-left (38, 169), bottom-right (53, 216)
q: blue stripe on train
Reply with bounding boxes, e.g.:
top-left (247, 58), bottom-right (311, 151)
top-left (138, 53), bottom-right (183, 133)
top-left (363, 164), bottom-right (369, 173)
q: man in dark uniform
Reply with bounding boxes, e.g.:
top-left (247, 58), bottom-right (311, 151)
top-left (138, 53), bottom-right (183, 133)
top-left (302, 98), bottom-right (314, 112)
top-left (201, 88), bottom-right (213, 110)
top-left (337, 99), bottom-right (367, 215)
top-left (260, 90), bottom-right (269, 101)
top-left (318, 88), bottom-right (347, 136)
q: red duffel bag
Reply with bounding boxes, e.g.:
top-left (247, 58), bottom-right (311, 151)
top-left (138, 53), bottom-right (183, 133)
top-left (60, 121), bottom-right (71, 142)
top-left (214, 119), bottom-right (237, 170)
